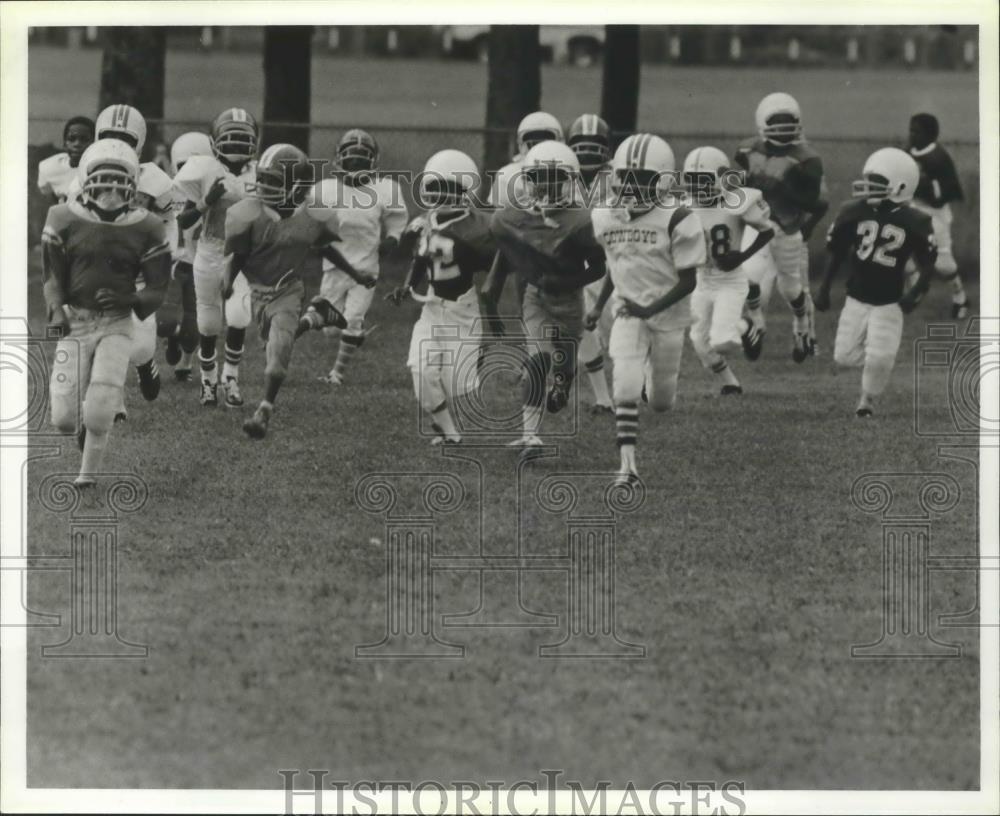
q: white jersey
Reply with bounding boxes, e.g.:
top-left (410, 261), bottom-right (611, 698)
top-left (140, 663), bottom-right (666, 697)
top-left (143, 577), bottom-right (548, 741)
top-left (37, 152), bottom-right (78, 202)
top-left (172, 154), bottom-right (255, 262)
top-left (312, 176), bottom-right (407, 277)
top-left (689, 187), bottom-right (771, 279)
top-left (591, 203), bottom-right (706, 331)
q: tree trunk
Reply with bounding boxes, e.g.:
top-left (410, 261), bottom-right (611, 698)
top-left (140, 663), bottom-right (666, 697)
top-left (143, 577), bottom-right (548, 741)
top-left (601, 25), bottom-right (641, 149)
top-left (484, 26), bottom-right (541, 174)
top-left (98, 27), bottom-right (166, 162)
top-left (263, 26), bottom-right (313, 153)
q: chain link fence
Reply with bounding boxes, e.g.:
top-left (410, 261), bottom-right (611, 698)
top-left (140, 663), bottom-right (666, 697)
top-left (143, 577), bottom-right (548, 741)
top-left (27, 118), bottom-right (980, 273)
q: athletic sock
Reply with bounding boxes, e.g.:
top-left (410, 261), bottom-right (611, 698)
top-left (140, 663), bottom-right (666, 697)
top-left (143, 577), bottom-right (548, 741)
top-left (222, 328), bottom-right (245, 381)
top-left (431, 402), bottom-right (461, 442)
top-left (522, 404), bottom-right (543, 437)
top-left (616, 402), bottom-right (639, 448)
top-left (584, 355), bottom-right (612, 406)
top-left (711, 359), bottom-right (740, 388)
top-left (333, 334), bottom-right (363, 380)
top-left (199, 336), bottom-right (217, 384)
top-left (78, 428), bottom-right (109, 483)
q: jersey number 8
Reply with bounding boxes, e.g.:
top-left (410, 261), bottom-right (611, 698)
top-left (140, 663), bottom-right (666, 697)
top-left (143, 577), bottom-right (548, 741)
top-left (709, 223), bottom-right (732, 260)
top-left (856, 220), bottom-right (905, 269)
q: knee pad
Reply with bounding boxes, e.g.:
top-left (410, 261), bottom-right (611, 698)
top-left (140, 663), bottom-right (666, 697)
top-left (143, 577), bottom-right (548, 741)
top-left (579, 329), bottom-right (601, 365)
top-left (82, 381), bottom-right (119, 435)
top-left (50, 395), bottom-right (79, 434)
top-left (197, 302), bottom-right (223, 337)
top-left (129, 317), bottom-right (157, 366)
top-left (522, 351), bottom-right (550, 407)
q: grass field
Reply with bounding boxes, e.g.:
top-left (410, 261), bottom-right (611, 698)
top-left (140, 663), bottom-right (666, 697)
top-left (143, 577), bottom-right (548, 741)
top-left (21, 43), bottom-right (982, 793)
top-left (24, 267), bottom-right (981, 790)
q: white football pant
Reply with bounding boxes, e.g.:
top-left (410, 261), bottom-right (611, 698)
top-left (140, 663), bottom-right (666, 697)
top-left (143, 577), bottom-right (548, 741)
top-left (690, 274), bottom-right (748, 369)
top-left (320, 268), bottom-right (376, 337)
top-left (833, 296), bottom-right (903, 397)
top-left (193, 248), bottom-right (251, 336)
top-left (741, 227), bottom-right (812, 333)
top-left (610, 318), bottom-right (685, 412)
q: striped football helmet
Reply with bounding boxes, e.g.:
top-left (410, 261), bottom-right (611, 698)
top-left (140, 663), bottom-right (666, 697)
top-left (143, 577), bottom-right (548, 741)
top-left (611, 133), bottom-right (676, 207)
top-left (211, 108), bottom-right (258, 165)
top-left (96, 104), bottom-right (147, 156)
top-left (567, 113), bottom-right (611, 173)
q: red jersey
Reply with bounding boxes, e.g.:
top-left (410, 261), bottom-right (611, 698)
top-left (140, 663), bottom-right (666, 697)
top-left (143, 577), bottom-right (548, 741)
top-left (41, 200), bottom-right (171, 318)
top-left (405, 207), bottom-right (496, 301)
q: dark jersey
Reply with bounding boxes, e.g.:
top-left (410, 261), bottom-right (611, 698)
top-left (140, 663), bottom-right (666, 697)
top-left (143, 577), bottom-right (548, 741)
top-left (910, 143), bottom-right (963, 207)
top-left (406, 207), bottom-right (495, 301)
top-left (490, 204), bottom-right (604, 294)
top-left (224, 198), bottom-right (340, 288)
top-left (41, 200), bottom-right (171, 318)
top-left (826, 198), bottom-right (937, 306)
top-left (733, 138), bottom-right (826, 233)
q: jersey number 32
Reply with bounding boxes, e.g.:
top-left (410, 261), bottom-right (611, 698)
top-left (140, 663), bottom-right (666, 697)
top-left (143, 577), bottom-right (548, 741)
top-left (856, 220), bottom-right (905, 269)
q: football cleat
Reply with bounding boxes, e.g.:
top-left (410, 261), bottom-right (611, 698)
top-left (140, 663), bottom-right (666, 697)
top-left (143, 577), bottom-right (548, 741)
top-left (507, 434), bottom-right (543, 448)
top-left (589, 403), bottom-right (615, 416)
top-left (223, 378), bottom-right (244, 408)
top-left (137, 362), bottom-right (160, 401)
top-left (721, 384), bottom-right (743, 396)
top-left (200, 381), bottom-right (218, 407)
top-left (792, 333), bottom-right (810, 363)
top-left (546, 382), bottom-right (570, 413)
top-left (307, 297), bottom-right (348, 331)
top-left (165, 336), bottom-right (182, 366)
top-left (430, 435), bottom-right (461, 446)
top-left (242, 406), bottom-right (270, 439)
top-left (318, 370), bottom-right (344, 386)
top-left (855, 395), bottom-right (875, 418)
top-left (741, 319), bottom-right (764, 361)
top-left (175, 367), bottom-right (193, 382)
top-left (615, 466), bottom-right (640, 487)
top-left (952, 297), bottom-right (971, 320)
top-left (114, 410), bottom-right (127, 424)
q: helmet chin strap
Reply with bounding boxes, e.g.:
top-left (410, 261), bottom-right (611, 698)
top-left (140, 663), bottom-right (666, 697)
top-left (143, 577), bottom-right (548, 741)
top-left (84, 197), bottom-right (130, 222)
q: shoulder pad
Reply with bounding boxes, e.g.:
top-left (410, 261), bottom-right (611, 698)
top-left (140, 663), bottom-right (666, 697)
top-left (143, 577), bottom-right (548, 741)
top-left (138, 162), bottom-right (174, 201)
top-left (174, 154), bottom-right (219, 182)
top-left (225, 197), bottom-right (261, 232)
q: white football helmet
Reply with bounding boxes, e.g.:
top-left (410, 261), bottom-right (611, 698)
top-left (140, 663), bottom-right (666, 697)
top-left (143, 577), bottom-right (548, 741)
top-left (611, 133), bottom-right (676, 207)
top-left (522, 140), bottom-right (580, 206)
top-left (170, 132), bottom-right (213, 174)
top-left (755, 92), bottom-right (803, 145)
top-left (78, 138), bottom-right (139, 212)
top-left (682, 146), bottom-right (731, 202)
top-left (96, 104), bottom-right (148, 156)
top-left (517, 111), bottom-right (563, 157)
top-left (420, 149), bottom-right (480, 208)
top-left (852, 147), bottom-right (920, 204)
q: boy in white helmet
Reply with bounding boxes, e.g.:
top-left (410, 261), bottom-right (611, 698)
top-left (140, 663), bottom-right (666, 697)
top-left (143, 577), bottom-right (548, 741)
top-left (387, 149), bottom-right (497, 445)
top-left (483, 140), bottom-right (606, 451)
top-left (489, 111), bottom-right (563, 209)
top-left (815, 147), bottom-right (937, 417)
top-left (313, 129), bottom-right (407, 387)
top-left (682, 145), bottom-right (774, 395)
top-left (735, 92), bottom-right (828, 362)
top-left (568, 113), bottom-right (615, 415)
top-left (42, 139), bottom-right (170, 487)
top-left (588, 134), bottom-right (706, 486)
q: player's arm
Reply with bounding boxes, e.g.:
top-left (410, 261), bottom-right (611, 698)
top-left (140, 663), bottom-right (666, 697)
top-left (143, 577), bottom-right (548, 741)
top-left (320, 244), bottom-right (375, 288)
top-left (132, 230), bottom-right (172, 319)
top-left (931, 150), bottom-right (964, 206)
top-left (717, 194), bottom-right (775, 271)
top-left (899, 220), bottom-right (938, 314)
top-left (378, 181), bottom-right (408, 257)
top-left (221, 204), bottom-right (254, 298)
top-left (174, 167), bottom-right (225, 230)
top-left (584, 272), bottom-right (615, 330)
top-left (814, 215), bottom-right (851, 311)
top-left (785, 157), bottom-right (828, 239)
top-left (619, 211), bottom-right (702, 319)
top-left (40, 209), bottom-right (70, 336)
top-left (621, 268), bottom-right (697, 320)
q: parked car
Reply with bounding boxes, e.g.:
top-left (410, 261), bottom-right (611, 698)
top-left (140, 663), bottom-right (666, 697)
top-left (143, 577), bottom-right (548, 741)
top-left (439, 25), bottom-right (604, 66)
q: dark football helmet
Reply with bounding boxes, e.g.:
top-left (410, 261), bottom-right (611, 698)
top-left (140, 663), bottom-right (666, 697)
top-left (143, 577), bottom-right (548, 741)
top-left (252, 143), bottom-right (313, 207)
top-left (567, 114), bottom-right (611, 173)
top-left (211, 107), bottom-right (258, 165)
top-left (336, 129), bottom-right (379, 177)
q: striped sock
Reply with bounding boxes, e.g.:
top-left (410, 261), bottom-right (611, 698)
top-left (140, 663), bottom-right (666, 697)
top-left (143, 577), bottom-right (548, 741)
top-left (333, 334), bottom-right (363, 380)
top-left (616, 402), bottom-right (638, 447)
top-left (747, 283), bottom-right (762, 313)
top-left (199, 349), bottom-right (217, 385)
top-left (222, 328), bottom-right (245, 381)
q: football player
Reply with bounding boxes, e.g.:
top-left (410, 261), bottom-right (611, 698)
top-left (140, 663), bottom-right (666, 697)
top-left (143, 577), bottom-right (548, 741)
top-left (222, 144), bottom-right (346, 439)
top-left (815, 148), bottom-right (936, 417)
top-left (568, 113), bottom-right (615, 415)
top-left (42, 139), bottom-right (170, 487)
top-left (682, 146), bottom-right (774, 395)
top-left (173, 107), bottom-right (258, 408)
top-left (37, 116), bottom-right (94, 205)
top-left (734, 92), bottom-right (828, 362)
top-left (589, 134), bottom-right (705, 485)
top-left (387, 149), bottom-right (496, 445)
top-left (489, 111), bottom-right (564, 209)
top-left (90, 104), bottom-right (175, 411)
top-left (313, 129), bottom-right (407, 386)
top-left (907, 112), bottom-right (970, 319)
top-left (483, 140), bottom-right (606, 451)
top-left (161, 131), bottom-right (214, 381)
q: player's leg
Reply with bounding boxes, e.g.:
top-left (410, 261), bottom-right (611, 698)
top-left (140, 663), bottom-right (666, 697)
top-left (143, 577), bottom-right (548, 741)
top-left (176, 265), bottom-right (199, 380)
top-left (77, 322), bottom-right (132, 486)
top-left (323, 281), bottom-right (375, 386)
top-left (407, 302), bottom-right (461, 445)
top-left (857, 303), bottom-right (904, 417)
top-left (770, 230), bottom-right (812, 361)
top-left (932, 210), bottom-right (969, 318)
top-left (580, 281), bottom-right (612, 413)
top-left (544, 290), bottom-right (583, 415)
top-left (832, 296), bottom-right (870, 414)
top-left (609, 316), bottom-right (647, 483)
top-left (512, 284), bottom-right (551, 447)
top-left (709, 279), bottom-right (749, 394)
top-left (646, 326), bottom-right (685, 413)
top-left (49, 319), bottom-right (94, 439)
top-left (741, 227), bottom-right (776, 334)
top-left (243, 285), bottom-right (302, 439)
top-left (129, 313), bottom-right (160, 402)
top-left (221, 272), bottom-right (252, 408)
top-left (193, 253), bottom-right (224, 406)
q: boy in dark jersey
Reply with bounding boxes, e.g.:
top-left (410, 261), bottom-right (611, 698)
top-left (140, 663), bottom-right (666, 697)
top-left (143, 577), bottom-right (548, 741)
top-left (907, 112), bottom-right (970, 318)
top-left (483, 141), bottom-right (606, 451)
top-left (815, 148), bottom-right (937, 417)
top-left (222, 144), bottom-right (353, 439)
top-left (387, 149), bottom-right (496, 445)
top-left (42, 139), bottom-right (170, 487)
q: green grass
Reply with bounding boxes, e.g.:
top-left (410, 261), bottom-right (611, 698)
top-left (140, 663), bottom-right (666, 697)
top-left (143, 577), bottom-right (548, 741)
top-left (24, 259), bottom-right (980, 789)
